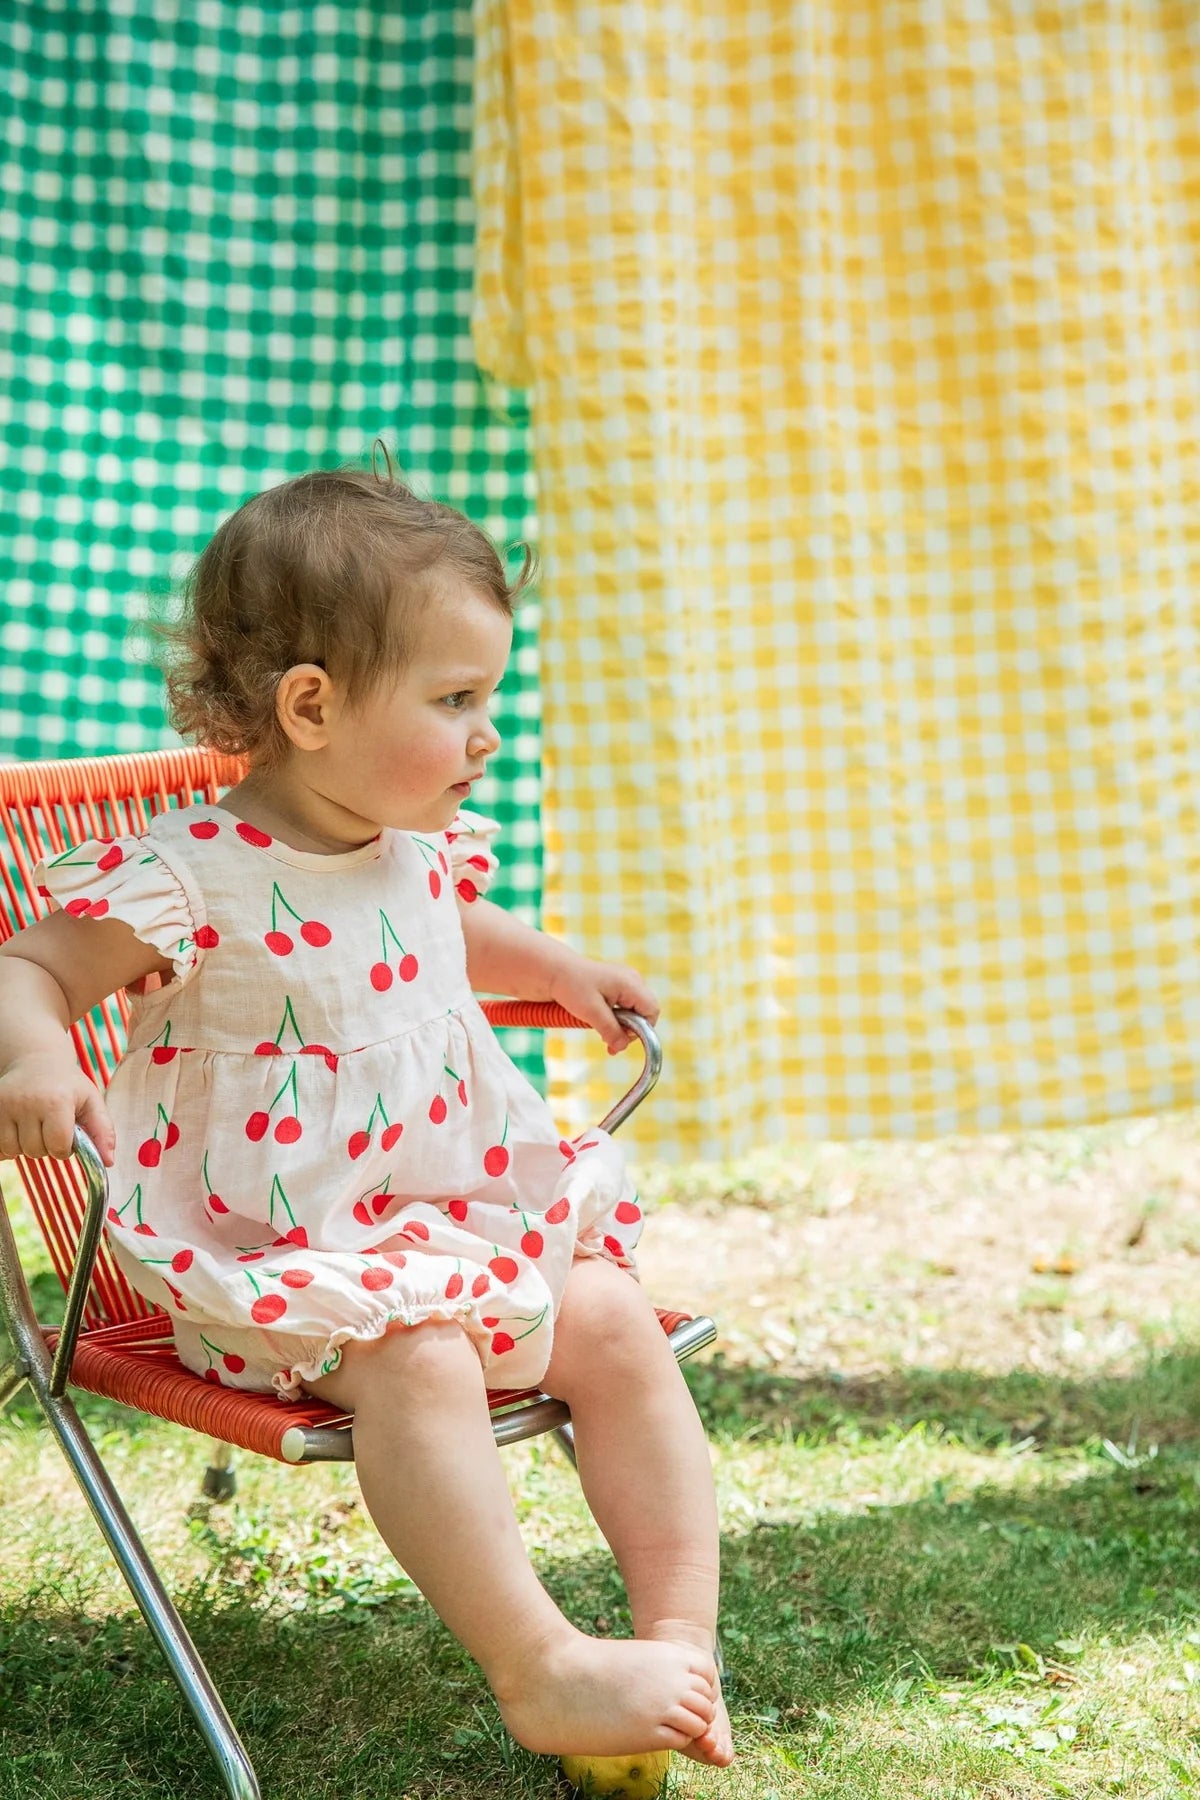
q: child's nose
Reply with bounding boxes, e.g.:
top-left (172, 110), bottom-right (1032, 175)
top-left (473, 716), bottom-right (501, 756)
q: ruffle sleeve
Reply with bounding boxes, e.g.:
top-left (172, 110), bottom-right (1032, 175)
top-left (445, 808), bottom-right (500, 904)
top-left (34, 835), bottom-right (208, 987)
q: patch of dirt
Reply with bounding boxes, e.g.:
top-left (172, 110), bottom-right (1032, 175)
top-left (632, 1112), bottom-right (1200, 1380)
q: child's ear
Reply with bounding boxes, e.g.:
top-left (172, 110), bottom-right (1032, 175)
top-left (276, 664), bottom-right (337, 752)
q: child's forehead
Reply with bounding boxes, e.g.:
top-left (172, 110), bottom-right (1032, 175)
top-left (408, 584), bottom-right (512, 672)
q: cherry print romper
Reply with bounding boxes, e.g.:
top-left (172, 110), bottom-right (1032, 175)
top-left (36, 806), bottom-right (644, 1398)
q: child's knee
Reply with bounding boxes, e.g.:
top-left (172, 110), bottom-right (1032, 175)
top-left (543, 1258), bottom-right (665, 1399)
top-left (306, 1316), bottom-right (480, 1408)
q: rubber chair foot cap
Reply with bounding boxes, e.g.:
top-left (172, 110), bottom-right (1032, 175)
top-left (559, 1750), bottom-right (673, 1797)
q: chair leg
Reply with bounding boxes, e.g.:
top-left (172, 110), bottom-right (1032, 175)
top-left (202, 1439), bottom-right (238, 1502)
top-left (0, 1208), bottom-right (259, 1800)
top-left (32, 1379), bottom-right (261, 1800)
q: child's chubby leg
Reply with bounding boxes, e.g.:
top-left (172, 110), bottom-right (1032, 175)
top-left (300, 1318), bottom-right (717, 1756)
top-left (541, 1257), bottom-right (735, 1768)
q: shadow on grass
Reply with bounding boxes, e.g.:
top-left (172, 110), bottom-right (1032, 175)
top-left (2, 1439), bottom-right (1198, 1798)
top-left (683, 1345), bottom-right (1200, 1454)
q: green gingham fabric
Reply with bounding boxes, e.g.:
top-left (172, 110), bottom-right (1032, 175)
top-left (0, 0), bottom-right (544, 1082)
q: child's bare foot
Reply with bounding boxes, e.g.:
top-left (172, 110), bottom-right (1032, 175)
top-left (491, 1622), bottom-right (716, 1757)
top-left (645, 1620), bottom-right (735, 1767)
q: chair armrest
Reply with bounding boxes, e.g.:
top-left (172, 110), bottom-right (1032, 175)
top-left (477, 1003), bottom-right (662, 1134)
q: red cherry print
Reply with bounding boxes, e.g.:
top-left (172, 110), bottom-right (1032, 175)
top-left (138, 1138), bottom-right (162, 1167)
top-left (281, 1267), bottom-right (313, 1289)
top-left (371, 1190), bottom-right (391, 1215)
top-left (190, 820), bottom-right (219, 840)
top-left (171, 1249), bottom-right (193, 1273)
top-left (283, 1226), bottom-right (309, 1248)
top-left (152, 1046), bottom-right (178, 1064)
top-left (133, 1222), bottom-right (156, 1236)
top-left (428, 870), bottom-right (442, 899)
top-left (448, 1199), bottom-right (469, 1222)
top-left (348, 1130), bottom-right (370, 1160)
top-left (466, 854), bottom-right (490, 874)
top-left (353, 1200), bottom-right (373, 1226)
top-left (87, 899), bottom-right (110, 918)
top-left (489, 1255), bottom-right (519, 1283)
top-left (251, 1293), bottom-right (288, 1324)
top-left (370, 961), bottom-right (393, 991)
top-left (402, 1220), bottom-right (430, 1241)
top-left (236, 822), bottom-right (273, 847)
top-left (246, 1111), bottom-right (270, 1142)
top-left (381, 1123), bottom-right (404, 1151)
top-left (456, 878), bottom-right (478, 903)
top-left (398, 953), bottom-right (419, 982)
top-left (429, 1095), bottom-right (448, 1124)
top-left (324, 1051), bottom-right (339, 1072)
top-left (545, 1197), bottom-right (571, 1225)
top-left (615, 1200), bottom-right (642, 1224)
top-left (471, 1273), bottom-right (490, 1297)
top-left (165, 1122), bottom-right (180, 1149)
top-left (300, 919), bottom-right (331, 947)
top-left (237, 1250), bottom-right (265, 1263)
top-left (255, 1042), bottom-right (282, 1056)
top-left (445, 1272), bottom-right (464, 1299)
top-left (274, 1115), bottom-right (302, 1144)
top-left (97, 844), bottom-right (124, 872)
top-left (65, 897), bottom-right (92, 917)
top-left (578, 1141), bottom-right (599, 1152)
top-left (36, 884), bottom-right (51, 898)
top-left (491, 1332), bottom-right (515, 1355)
top-left (521, 1230), bottom-right (544, 1259)
top-left (361, 1266), bottom-right (394, 1291)
top-left (559, 1139), bottom-right (577, 1162)
top-left (207, 1193), bottom-right (228, 1214)
top-left (106, 1206), bottom-right (121, 1225)
top-left (437, 850), bottom-right (448, 874)
top-left (204, 1367), bottom-right (221, 1384)
top-left (603, 1235), bottom-right (624, 1257)
top-left (457, 1081), bottom-right (468, 1106)
top-left (481, 1316), bottom-right (500, 1328)
top-left (484, 1145), bottom-right (510, 1177)
top-left (222, 1352), bottom-right (245, 1373)
top-left (195, 925), bottom-right (220, 949)
top-left (265, 931), bottom-right (294, 956)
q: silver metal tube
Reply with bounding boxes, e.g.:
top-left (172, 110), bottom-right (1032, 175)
top-left (50, 1127), bottom-right (108, 1397)
top-left (0, 1148), bottom-right (260, 1800)
top-left (599, 1009), bottom-right (662, 1134)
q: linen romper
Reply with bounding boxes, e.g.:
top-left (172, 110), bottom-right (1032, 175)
top-left (36, 805), bottom-right (644, 1399)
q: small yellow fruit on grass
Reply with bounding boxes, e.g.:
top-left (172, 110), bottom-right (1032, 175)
top-left (559, 1749), bottom-right (673, 1798)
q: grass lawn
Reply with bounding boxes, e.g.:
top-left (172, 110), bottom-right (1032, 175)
top-left (2, 1114), bottom-right (1200, 1798)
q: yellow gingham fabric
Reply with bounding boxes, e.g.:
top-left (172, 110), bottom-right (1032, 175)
top-left (473, 2), bottom-right (1200, 1159)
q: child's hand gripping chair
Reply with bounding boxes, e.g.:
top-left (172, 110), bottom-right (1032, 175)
top-left (0, 748), bottom-right (717, 1800)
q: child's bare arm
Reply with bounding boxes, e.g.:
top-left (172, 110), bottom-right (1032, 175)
top-left (0, 913), bottom-right (172, 1164)
top-left (457, 895), bottom-right (659, 1055)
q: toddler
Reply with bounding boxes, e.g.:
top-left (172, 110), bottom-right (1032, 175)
top-left (0, 463), bottom-right (732, 1766)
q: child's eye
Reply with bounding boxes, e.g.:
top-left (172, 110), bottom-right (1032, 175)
top-left (441, 691), bottom-right (472, 711)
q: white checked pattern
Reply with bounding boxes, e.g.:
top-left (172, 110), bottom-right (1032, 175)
top-left (473, 0), bottom-right (1200, 1155)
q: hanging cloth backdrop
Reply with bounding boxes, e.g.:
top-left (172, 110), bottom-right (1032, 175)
top-left (473, 1), bottom-right (1200, 1157)
top-left (0, 1), bottom-right (543, 1081)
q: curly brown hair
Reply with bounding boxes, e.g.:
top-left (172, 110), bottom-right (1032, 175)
top-left (163, 460), bottom-right (535, 767)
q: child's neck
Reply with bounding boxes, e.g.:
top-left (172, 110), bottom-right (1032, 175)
top-left (218, 769), bottom-right (382, 857)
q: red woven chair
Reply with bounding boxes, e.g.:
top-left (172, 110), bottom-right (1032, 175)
top-left (0, 747), bottom-right (716, 1800)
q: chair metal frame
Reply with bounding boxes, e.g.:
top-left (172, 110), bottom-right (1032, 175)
top-left (0, 748), bottom-right (716, 1800)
